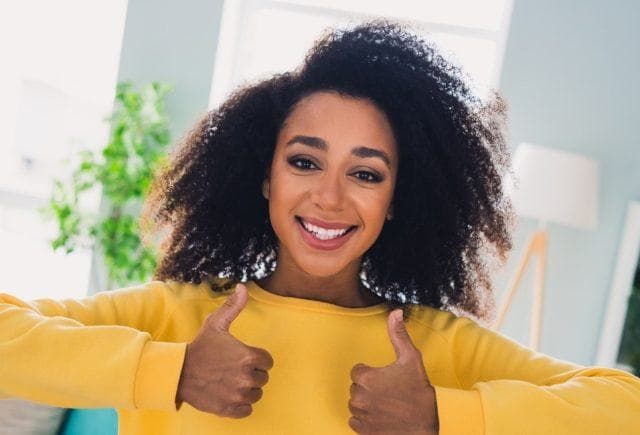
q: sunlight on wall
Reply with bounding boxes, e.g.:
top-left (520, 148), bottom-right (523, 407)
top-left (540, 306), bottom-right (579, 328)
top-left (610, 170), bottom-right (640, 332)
top-left (0, 0), bottom-right (128, 299)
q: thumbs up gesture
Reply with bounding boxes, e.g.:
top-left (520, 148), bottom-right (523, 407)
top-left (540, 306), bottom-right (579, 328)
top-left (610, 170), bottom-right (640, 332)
top-left (348, 309), bottom-right (439, 434)
top-left (175, 283), bottom-right (274, 418)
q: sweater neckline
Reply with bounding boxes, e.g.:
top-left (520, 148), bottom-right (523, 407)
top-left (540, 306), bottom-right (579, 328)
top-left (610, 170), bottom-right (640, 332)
top-left (246, 280), bottom-right (390, 316)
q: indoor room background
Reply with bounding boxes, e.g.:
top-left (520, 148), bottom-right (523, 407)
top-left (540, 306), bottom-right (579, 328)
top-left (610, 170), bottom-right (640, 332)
top-left (0, 0), bottom-right (638, 377)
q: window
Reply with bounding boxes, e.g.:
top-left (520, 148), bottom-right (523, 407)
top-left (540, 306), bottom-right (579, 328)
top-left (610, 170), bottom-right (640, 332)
top-left (0, 0), bottom-right (128, 299)
top-left (209, 0), bottom-right (513, 108)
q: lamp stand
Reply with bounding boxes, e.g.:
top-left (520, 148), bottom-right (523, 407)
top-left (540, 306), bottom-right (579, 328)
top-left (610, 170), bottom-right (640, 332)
top-left (492, 229), bottom-right (548, 350)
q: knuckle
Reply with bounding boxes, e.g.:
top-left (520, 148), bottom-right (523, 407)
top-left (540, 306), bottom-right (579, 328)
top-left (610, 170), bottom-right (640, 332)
top-left (253, 370), bottom-right (269, 386)
top-left (348, 416), bottom-right (365, 433)
top-left (203, 312), bottom-right (217, 327)
top-left (350, 364), bottom-right (369, 383)
top-left (222, 296), bottom-right (236, 310)
top-left (348, 400), bottom-right (365, 416)
top-left (243, 348), bottom-right (275, 372)
top-left (248, 387), bottom-right (263, 403)
top-left (408, 346), bottom-right (422, 359)
top-left (349, 382), bottom-right (362, 397)
top-left (238, 373), bottom-right (256, 388)
top-left (251, 347), bottom-right (274, 369)
top-left (261, 350), bottom-right (275, 369)
top-left (348, 401), bottom-right (357, 415)
top-left (240, 352), bottom-right (259, 366)
top-left (232, 386), bottom-right (262, 405)
top-left (350, 365), bottom-right (359, 380)
top-left (217, 404), bottom-right (234, 417)
top-left (230, 389), bottom-right (248, 405)
top-left (407, 354), bottom-right (426, 371)
top-left (227, 404), bottom-right (252, 419)
top-left (238, 387), bottom-right (254, 402)
top-left (349, 395), bottom-right (369, 412)
top-left (190, 399), bottom-right (216, 414)
top-left (395, 323), bottom-right (409, 336)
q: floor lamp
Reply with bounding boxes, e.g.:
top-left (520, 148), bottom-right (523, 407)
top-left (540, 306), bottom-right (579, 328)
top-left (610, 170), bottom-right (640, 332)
top-left (492, 143), bottom-right (599, 350)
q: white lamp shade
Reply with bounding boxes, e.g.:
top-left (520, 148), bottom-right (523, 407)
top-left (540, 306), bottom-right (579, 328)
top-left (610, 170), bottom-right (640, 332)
top-left (510, 142), bottom-right (599, 230)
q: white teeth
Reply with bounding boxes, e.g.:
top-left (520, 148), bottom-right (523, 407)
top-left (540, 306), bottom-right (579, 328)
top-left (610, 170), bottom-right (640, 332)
top-left (300, 219), bottom-right (350, 240)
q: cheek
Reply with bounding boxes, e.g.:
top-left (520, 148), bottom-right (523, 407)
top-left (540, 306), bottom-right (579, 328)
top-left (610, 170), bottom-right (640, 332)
top-left (267, 168), bottom-right (303, 229)
top-left (333, 193), bottom-right (390, 261)
top-left (354, 190), bottom-right (393, 232)
top-left (269, 167), bottom-right (299, 206)
top-left (361, 183), bottom-right (393, 212)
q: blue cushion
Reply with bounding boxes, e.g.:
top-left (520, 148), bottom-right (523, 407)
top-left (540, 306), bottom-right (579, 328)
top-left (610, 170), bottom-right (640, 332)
top-left (58, 408), bottom-right (117, 435)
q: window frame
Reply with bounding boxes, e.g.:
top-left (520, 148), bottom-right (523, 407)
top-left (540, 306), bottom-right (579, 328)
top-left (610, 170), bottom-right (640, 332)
top-left (208, 0), bottom-right (514, 109)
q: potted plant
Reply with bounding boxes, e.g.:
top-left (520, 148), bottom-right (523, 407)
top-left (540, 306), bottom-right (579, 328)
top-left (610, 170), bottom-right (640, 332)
top-left (45, 81), bottom-right (172, 287)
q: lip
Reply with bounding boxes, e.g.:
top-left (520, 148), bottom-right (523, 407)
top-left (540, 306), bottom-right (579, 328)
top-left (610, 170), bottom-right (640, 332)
top-left (297, 216), bottom-right (355, 230)
top-left (296, 217), bottom-right (357, 251)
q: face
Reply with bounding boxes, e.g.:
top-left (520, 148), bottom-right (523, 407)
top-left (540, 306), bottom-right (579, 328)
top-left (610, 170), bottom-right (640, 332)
top-left (262, 91), bottom-right (398, 278)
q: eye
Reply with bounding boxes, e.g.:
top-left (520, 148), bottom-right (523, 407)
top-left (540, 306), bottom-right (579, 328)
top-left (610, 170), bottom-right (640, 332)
top-left (288, 157), bottom-right (384, 184)
top-left (353, 170), bottom-right (383, 183)
top-left (288, 157), bottom-right (318, 170)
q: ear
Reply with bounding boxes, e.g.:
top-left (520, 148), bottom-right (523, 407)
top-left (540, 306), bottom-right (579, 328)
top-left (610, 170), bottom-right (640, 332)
top-left (386, 203), bottom-right (394, 220)
top-left (262, 178), bottom-right (270, 200)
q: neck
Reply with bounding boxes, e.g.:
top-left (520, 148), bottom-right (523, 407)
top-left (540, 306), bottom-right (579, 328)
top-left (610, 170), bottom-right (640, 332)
top-left (255, 253), bottom-right (385, 309)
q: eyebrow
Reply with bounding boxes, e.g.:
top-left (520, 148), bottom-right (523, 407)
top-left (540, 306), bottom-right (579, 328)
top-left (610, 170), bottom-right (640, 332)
top-left (285, 135), bottom-right (391, 168)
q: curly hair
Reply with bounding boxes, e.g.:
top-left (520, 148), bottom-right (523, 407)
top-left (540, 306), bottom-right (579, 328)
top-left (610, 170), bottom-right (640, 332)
top-left (142, 19), bottom-right (515, 322)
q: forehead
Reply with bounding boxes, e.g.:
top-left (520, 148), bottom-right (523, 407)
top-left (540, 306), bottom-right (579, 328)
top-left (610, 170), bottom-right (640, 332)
top-left (278, 91), bottom-right (397, 156)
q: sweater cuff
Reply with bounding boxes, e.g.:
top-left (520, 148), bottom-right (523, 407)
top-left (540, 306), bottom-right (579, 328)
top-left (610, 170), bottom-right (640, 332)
top-left (433, 386), bottom-right (484, 435)
top-left (134, 341), bottom-right (187, 411)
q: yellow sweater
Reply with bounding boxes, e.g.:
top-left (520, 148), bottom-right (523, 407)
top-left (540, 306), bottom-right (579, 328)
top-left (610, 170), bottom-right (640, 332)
top-left (1, 280), bottom-right (639, 434)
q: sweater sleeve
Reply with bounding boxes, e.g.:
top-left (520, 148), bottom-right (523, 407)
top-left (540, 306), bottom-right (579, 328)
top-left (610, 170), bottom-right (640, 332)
top-left (431, 315), bottom-right (640, 435)
top-left (0, 281), bottom-right (187, 411)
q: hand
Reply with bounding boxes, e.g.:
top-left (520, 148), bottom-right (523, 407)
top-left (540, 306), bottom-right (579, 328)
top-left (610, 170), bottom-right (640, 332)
top-left (348, 309), bottom-right (439, 434)
top-left (176, 283), bottom-right (274, 418)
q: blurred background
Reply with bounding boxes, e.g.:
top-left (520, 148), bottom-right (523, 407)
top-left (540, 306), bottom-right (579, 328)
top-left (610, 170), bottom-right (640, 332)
top-left (0, 0), bottom-right (638, 374)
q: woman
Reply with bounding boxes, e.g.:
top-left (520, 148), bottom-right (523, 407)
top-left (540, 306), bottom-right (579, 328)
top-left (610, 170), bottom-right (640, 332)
top-left (1, 21), bottom-right (639, 434)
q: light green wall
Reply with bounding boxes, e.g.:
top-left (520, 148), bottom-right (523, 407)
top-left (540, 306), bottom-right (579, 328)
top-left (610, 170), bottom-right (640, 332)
top-left (116, 0), bottom-right (225, 139)
top-left (498, 0), bottom-right (640, 364)
top-left (88, 0), bottom-right (226, 294)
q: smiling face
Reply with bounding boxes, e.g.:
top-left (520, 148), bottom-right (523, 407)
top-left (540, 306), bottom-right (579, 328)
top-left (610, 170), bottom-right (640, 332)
top-left (262, 91), bottom-right (398, 278)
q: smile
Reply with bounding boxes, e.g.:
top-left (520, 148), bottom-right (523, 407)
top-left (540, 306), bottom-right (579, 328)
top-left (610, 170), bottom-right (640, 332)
top-left (295, 216), bottom-right (357, 250)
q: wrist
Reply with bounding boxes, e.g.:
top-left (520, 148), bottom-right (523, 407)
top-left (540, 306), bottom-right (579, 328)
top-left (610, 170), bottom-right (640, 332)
top-left (426, 385), bottom-right (439, 434)
top-left (175, 344), bottom-right (190, 409)
top-left (175, 392), bottom-right (184, 409)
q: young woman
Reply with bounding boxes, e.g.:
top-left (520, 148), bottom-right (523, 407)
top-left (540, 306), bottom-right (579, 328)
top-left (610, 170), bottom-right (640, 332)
top-left (1, 21), bottom-right (639, 434)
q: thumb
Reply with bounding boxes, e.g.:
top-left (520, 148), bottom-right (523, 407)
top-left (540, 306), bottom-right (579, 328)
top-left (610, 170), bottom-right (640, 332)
top-left (387, 309), bottom-right (417, 362)
top-left (209, 283), bottom-right (249, 332)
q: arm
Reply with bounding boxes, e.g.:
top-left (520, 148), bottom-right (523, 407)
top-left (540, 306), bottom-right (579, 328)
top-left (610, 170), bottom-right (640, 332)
top-left (0, 282), bottom-right (186, 411)
top-left (431, 314), bottom-right (640, 434)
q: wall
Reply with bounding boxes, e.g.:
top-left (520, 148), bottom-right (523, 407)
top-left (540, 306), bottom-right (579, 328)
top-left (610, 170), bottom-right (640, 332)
top-left (88, 0), bottom-right (226, 294)
top-left (497, 0), bottom-right (640, 364)
top-left (116, 0), bottom-right (225, 140)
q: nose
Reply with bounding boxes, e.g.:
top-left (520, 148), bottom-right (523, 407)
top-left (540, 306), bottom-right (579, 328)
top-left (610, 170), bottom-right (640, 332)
top-left (310, 171), bottom-right (345, 212)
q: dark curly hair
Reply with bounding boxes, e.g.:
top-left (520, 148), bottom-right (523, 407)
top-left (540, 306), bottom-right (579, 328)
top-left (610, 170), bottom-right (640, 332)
top-left (142, 20), bottom-right (515, 322)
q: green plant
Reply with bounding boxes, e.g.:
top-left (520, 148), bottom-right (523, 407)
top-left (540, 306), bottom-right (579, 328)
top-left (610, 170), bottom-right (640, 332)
top-left (44, 81), bottom-right (172, 287)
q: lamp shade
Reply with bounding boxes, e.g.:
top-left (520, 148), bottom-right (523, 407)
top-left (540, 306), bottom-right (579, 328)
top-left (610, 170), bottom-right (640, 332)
top-left (509, 143), bottom-right (599, 230)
